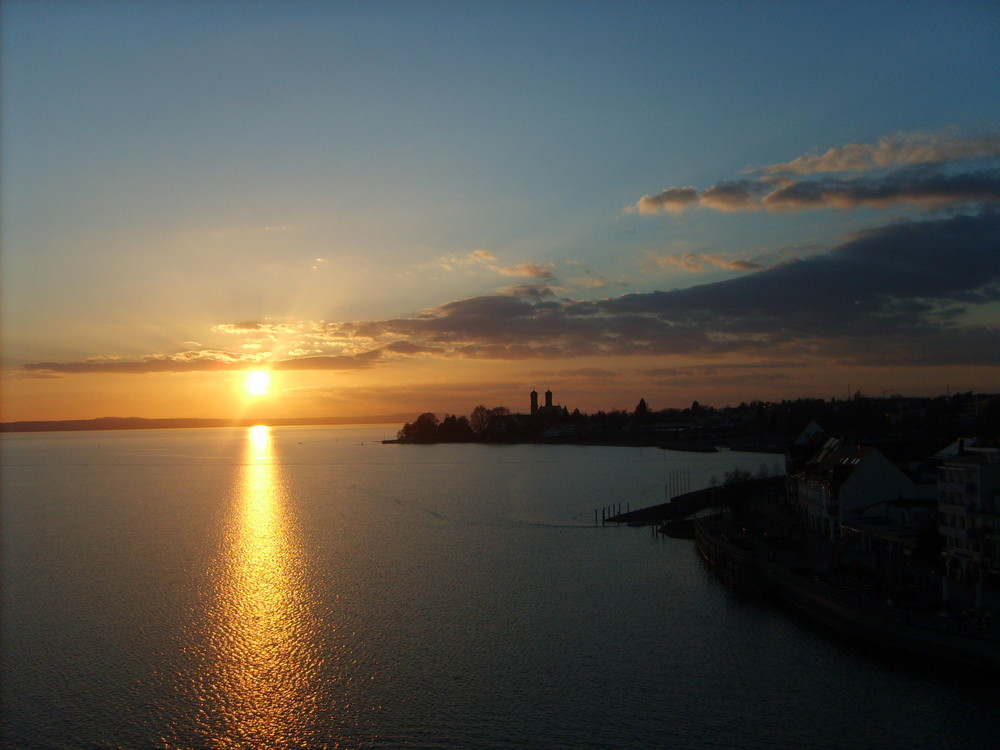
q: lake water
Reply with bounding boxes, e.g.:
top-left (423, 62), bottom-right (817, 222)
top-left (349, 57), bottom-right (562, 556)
top-left (2, 425), bottom-right (998, 749)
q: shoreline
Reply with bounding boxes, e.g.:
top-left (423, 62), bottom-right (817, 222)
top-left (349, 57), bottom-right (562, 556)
top-left (694, 517), bottom-right (1000, 674)
top-left (383, 437), bottom-right (785, 453)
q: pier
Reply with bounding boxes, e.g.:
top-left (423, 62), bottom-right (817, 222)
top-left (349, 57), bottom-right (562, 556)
top-left (603, 476), bottom-right (785, 525)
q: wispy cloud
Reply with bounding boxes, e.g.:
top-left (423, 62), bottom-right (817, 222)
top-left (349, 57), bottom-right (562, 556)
top-left (527, 367), bottom-right (618, 379)
top-left (497, 263), bottom-right (554, 279)
top-left (655, 253), bottom-right (703, 272)
top-left (436, 250), bottom-right (554, 279)
top-left (571, 275), bottom-right (614, 290)
top-left (437, 249), bottom-right (497, 271)
top-left (655, 253), bottom-right (764, 273)
top-left (631, 186), bottom-right (698, 215)
top-left (639, 363), bottom-right (804, 389)
top-left (213, 321), bottom-right (297, 335)
top-left (23, 351), bottom-right (263, 374)
top-left (23, 349), bottom-right (381, 375)
top-left (761, 131), bottom-right (1000, 175)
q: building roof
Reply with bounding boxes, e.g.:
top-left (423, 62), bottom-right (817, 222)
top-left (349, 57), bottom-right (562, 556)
top-left (799, 438), bottom-right (875, 492)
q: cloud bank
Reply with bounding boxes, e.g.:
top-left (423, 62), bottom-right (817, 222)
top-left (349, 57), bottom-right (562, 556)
top-left (24, 350), bottom-right (381, 375)
top-left (631, 131), bottom-right (1000, 214)
top-left (23, 211), bottom-right (1000, 375)
top-left (22, 130), bottom-right (1000, 382)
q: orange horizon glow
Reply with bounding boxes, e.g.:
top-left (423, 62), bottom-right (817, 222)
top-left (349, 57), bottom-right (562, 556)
top-left (2, 355), bottom-right (998, 425)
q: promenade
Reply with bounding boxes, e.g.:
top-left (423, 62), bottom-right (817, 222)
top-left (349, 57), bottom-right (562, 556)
top-left (611, 477), bottom-right (1000, 672)
top-left (695, 515), bottom-right (1000, 672)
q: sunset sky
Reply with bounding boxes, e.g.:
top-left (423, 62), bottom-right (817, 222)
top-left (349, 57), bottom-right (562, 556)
top-left (2, 1), bottom-right (998, 422)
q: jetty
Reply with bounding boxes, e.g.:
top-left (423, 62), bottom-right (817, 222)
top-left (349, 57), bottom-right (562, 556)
top-left (605, 476), bottom-right (785, 527)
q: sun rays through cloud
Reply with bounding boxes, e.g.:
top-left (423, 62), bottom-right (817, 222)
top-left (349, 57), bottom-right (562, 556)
top-left (3, 3), bottom-right (998, 420)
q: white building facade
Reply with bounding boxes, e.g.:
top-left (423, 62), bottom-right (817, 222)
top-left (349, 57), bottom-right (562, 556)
top-left (794, 438), bottom-right (917, 539)
top-left (938, 446), bottom-right (1000, 581)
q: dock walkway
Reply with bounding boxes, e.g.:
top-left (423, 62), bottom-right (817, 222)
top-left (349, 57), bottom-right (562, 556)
top-left (695, 518), bottom-right (1000, 672)
top-left (606, 476), bottom-right (785, 525)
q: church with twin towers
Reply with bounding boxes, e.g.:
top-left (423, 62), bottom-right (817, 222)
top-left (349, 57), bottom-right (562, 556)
top-left (530, 388), bottom-right (568, 420)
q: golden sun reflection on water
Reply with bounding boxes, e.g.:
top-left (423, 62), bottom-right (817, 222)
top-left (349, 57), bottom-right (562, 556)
top-left (199, 425), bottom-right (324, 748)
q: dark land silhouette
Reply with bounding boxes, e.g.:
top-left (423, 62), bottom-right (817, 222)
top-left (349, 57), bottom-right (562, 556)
top-left (392, 390), bottom-right (1000, 456)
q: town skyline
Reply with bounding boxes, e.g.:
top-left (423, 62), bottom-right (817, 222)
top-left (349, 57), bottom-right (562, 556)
top-left (2, 2), bottom-right (998, 422)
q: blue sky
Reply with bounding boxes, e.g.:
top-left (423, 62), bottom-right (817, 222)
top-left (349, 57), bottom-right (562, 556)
top-left (2, 1), bottom-right (998, 420)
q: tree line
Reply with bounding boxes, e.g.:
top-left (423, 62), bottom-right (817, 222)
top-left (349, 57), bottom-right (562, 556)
top-left (395, 391), bottom-right (1000, 445)
top-left (397, 405), bottom-right (517, 441)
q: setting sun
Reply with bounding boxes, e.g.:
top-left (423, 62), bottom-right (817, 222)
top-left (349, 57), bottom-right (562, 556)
top-left (245, 370), bottom-right (271, 396)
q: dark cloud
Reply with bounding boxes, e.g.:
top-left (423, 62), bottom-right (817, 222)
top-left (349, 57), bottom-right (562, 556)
top-left (632, 132), bottom-right (1000, 214)
top-left (631, 167), bottom-right (1000, 215)
top-left (707, 256), bottom-right (763, 271)
top-left (599, 211), bottom-right (997, 326)
top-left (23, 350), bottom-right (381, 375)
top-left (499, 284), bottom-right (560, 299)
top-left (595, 211), bottom-right (1000, 361)
top-left (341, 211), bottom-right (1000, 366)
top-left (24, 212), bottom-right (1000, 375)
top-left (761, 168), bottom-right (1000, 211)
top-left (699, 181), bottom-right (760, 211)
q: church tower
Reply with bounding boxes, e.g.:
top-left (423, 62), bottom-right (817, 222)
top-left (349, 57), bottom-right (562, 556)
top-left (530, 389), bottom-right (539, 417)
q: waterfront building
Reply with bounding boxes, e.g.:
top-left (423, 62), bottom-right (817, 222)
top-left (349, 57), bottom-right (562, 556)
top-left (937, 445), bottom-right (1000, 582)
top-left (792, 437), bottom-right (917, 540)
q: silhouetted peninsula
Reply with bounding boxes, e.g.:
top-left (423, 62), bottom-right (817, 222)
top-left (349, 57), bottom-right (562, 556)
top-left (389, 390), bottom-right (1000, 454)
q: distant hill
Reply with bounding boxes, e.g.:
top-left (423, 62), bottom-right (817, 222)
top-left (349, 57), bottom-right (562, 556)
top-left (0, 414), bottom-right (417, 433)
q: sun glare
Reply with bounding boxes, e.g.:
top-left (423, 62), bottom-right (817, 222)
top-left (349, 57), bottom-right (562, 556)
top-left (245, 370), bottom-right (271, 396)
